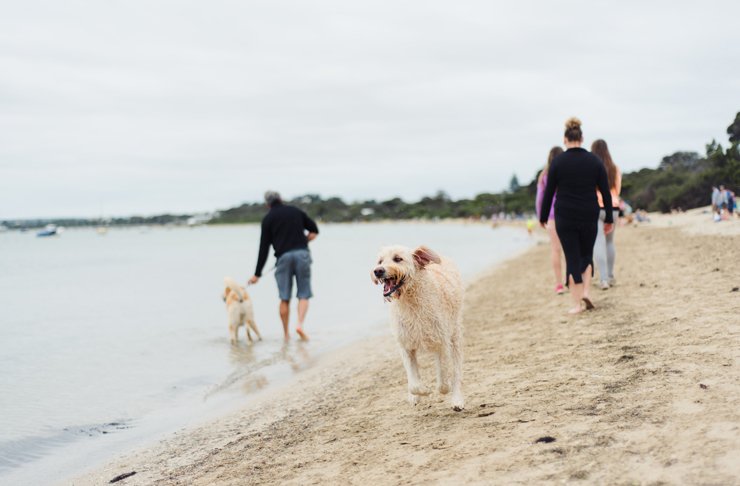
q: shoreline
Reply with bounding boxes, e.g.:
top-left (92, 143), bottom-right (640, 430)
top-left (60, 234), bottom-right (535, 486)
top-left (50, 228), bottom-right (533, 486)
top-left (68, 220), bottom-right (740, 485)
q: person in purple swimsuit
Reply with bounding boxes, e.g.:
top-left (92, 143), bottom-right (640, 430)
top-left (536, 146), bottom-right (565, 294)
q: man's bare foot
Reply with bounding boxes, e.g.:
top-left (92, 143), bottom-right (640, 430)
top-left (296, 328), bottom-right (309, 341)
top-left (284, 334), bottom-right (291, 342)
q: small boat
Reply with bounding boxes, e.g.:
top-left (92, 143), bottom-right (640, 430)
top-left (37, 224), bottom-right (58, 237)
top-left (97, 227), bottom-right (108, 235)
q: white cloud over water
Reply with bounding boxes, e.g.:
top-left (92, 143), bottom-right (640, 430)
top-left (1, 0), bottom-right (738, 218)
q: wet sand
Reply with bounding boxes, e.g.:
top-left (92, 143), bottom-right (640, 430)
top-left (67, 213), bottom-right (740, 485)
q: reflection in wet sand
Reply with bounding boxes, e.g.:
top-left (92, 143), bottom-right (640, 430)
top-left (204, 341), bottom-right (317, 400)
top-left (241, 375), bottom-right (268, 395)
top-left (281, 342), bottom-right (313, 373)
top-left (228, 342), bottom-right (257, 367)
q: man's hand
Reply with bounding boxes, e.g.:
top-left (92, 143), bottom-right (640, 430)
top-left (307, 232), bottom-right (318, 243)
top-left (603, 223), bottom-right (614, 235)
top-left (248, 275), bottom-right (259, 285)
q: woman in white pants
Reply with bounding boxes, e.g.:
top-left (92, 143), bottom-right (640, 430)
top-left (591, 140), bottom-right (621, 290)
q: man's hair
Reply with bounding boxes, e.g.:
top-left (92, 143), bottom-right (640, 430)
top-left (264, 190), bottom-right (282, 206)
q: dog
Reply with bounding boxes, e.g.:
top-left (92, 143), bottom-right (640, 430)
top-left (222, 277), bottom-right (262, 345)
top-left (371, 245), bottom-right (465, 411)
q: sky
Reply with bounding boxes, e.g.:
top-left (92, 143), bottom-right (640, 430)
top-left (1, 0), bottom-right (738, 219)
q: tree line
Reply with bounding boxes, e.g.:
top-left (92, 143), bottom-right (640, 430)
top-left (212, 111), bottom-right (740, 224)
top-left (5, 112), bottom-right (737, 229)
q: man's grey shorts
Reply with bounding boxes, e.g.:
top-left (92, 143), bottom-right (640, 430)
top-left (275, 249), bottom-right (312, 300)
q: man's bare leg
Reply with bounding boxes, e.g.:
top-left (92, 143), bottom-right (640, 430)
top-left (279, 299), bottom-right (290, 341)
top-left (296, 298), bottom-right (309, 341)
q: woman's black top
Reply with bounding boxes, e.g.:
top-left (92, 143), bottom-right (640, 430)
top-left (539, 147), bottom-right (613, 224)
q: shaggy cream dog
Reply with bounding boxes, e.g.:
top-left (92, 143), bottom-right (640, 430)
top-left (222, 277), bottom-right (262, 345)
top-left (371, 245), bottom-right (465, 411)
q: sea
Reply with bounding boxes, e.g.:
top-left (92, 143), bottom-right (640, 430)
top-left (0, 222), bottom-right (532, 485)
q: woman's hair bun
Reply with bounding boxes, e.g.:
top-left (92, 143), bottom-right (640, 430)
top-left (565, 117), bottom-right (582, 130)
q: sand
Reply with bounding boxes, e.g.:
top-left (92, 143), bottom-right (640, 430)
top-left (67, 212), bottom-right (740, 486)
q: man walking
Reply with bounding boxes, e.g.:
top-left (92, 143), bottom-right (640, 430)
top-left (711, 185), bottom-right (720, 214)
top-left (248, 190), bottom-right (319, 341)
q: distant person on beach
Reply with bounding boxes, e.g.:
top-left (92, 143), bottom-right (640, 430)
top-left (526, 218), bottom-right (535, 238)
top-left (248, 190), bottom-right (319, 341)
top-left (729, 190), bottom-right (736, 216)
top-left (540, 117), bottom-right (613, 314)
top-left (591, 139), bottom-right (621, 290)
top-left (711, 185), bottom-right (720, 214)
top-left (536, 146), bottom-right (565, 294)
top-left (718, 185), bottom-right (728, 213)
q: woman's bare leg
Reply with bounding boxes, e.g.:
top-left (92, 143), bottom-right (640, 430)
top-left (547, 222), bottom-right (563, 286)
top-left (582, 264), bottom-right (592, 299)
top-left (569, 274), bottom-right (583, 314)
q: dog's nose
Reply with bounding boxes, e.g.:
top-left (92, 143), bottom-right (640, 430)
top-left (374, 267), bottom-right (385, 278)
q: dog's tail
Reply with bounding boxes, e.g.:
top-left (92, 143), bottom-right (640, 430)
top-left (223, 277), bottom-right (245, 302)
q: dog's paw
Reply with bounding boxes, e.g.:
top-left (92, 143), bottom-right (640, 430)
top-left (408, 394), bottom-right (421, 406)
top-left (451, 396), bottom-right (465, 412)
top-left (438, 382), bottom-right (450, 395)
top-left (409, 384), bottom-right (431, 396)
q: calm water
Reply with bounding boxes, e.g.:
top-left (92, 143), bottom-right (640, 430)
top-left (0, 223), bottom-right (531, 484)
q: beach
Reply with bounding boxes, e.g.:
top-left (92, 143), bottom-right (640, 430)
top-left (66, 214), bottom-right (740, 485)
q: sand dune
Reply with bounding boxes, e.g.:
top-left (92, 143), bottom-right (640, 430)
top-left (68, 218), bottom-right (740, 485)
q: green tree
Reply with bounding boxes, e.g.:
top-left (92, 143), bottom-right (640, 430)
top-left (509, 174), bottom-right (520, 192)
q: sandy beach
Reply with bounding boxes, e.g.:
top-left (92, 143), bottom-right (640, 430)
top-left (67, 212), bottom-right (740, 486)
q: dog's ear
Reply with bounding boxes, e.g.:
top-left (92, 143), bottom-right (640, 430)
top-left (413, 245), bottom-right (441, 267)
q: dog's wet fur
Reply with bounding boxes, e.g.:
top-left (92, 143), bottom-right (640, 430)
top-left (372, 245), bottom-right (465, 411)
top-left (222, 277), bottom-right (262, 345)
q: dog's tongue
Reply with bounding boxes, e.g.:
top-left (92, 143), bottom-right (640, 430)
top-left (383, 281), bottom-right (392, 293)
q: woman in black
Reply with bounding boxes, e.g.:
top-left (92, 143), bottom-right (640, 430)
top-left (539, 118), bottom-right (613, 314)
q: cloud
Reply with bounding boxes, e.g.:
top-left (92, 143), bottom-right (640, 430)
top-left (1, 0), bottom-right (738, 218)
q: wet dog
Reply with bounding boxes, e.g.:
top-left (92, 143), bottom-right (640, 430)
top-left (222, 277), bottom-right (262, 345)
top-left (371, 245), bottom-right (465, 411)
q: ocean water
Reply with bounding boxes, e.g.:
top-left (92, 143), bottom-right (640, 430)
top-left (0, 222), bottom-right (531, 484)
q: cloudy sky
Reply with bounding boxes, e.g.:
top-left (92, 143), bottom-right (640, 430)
top-left (1, 0), bottom-right (738, 219)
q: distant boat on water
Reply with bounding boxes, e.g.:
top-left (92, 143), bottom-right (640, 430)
top-left (37, 224), bottom-right (62, 237)
top-left (97, 227), bottom-right (108, 235)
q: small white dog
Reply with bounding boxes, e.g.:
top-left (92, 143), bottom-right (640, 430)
top-left (371, 245), bottom-right (465, 411)
top-left (222, 277), bottom-right (262, 345)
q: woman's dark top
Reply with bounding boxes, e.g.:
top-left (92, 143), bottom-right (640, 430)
top-left (255, 201), bottom-right (319, 277)
top-left (539, 147), bottom-right (613, 225)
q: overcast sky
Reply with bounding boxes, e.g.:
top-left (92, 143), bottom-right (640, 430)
top-left (1, 0), bottom-right (738, 219)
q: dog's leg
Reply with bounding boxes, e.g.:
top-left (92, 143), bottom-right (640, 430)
top-left (435, 350), bottom-right (450, 395)
top-left (248, 320), bottom-right (263, 341)
top-left (401, 348), bottom-right (430, 400)
top-left (229, 322), bottom-right (236, 345)
top-left (450, 330), bottom-right (464, 411)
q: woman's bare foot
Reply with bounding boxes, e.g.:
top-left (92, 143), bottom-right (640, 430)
top-left (568, 306), bottom-right (582, 314)
top-left (296, 328), bottom-right (309, 341)
top-left (284, 333), bottom-right (291, 342)
top-left (582, 296), bottom-right (595, 310)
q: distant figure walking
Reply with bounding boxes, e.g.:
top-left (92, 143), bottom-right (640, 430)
top-left (248, 190), bottom-right (319, 341)
top-left (535, 146), bottom-right (565, 294)
top-left (711, 185), bottom-right (720, 215)
top-left (539, 118), bottom-right (613, 314)
top-left (591, 140), bottom-right (621, 290)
